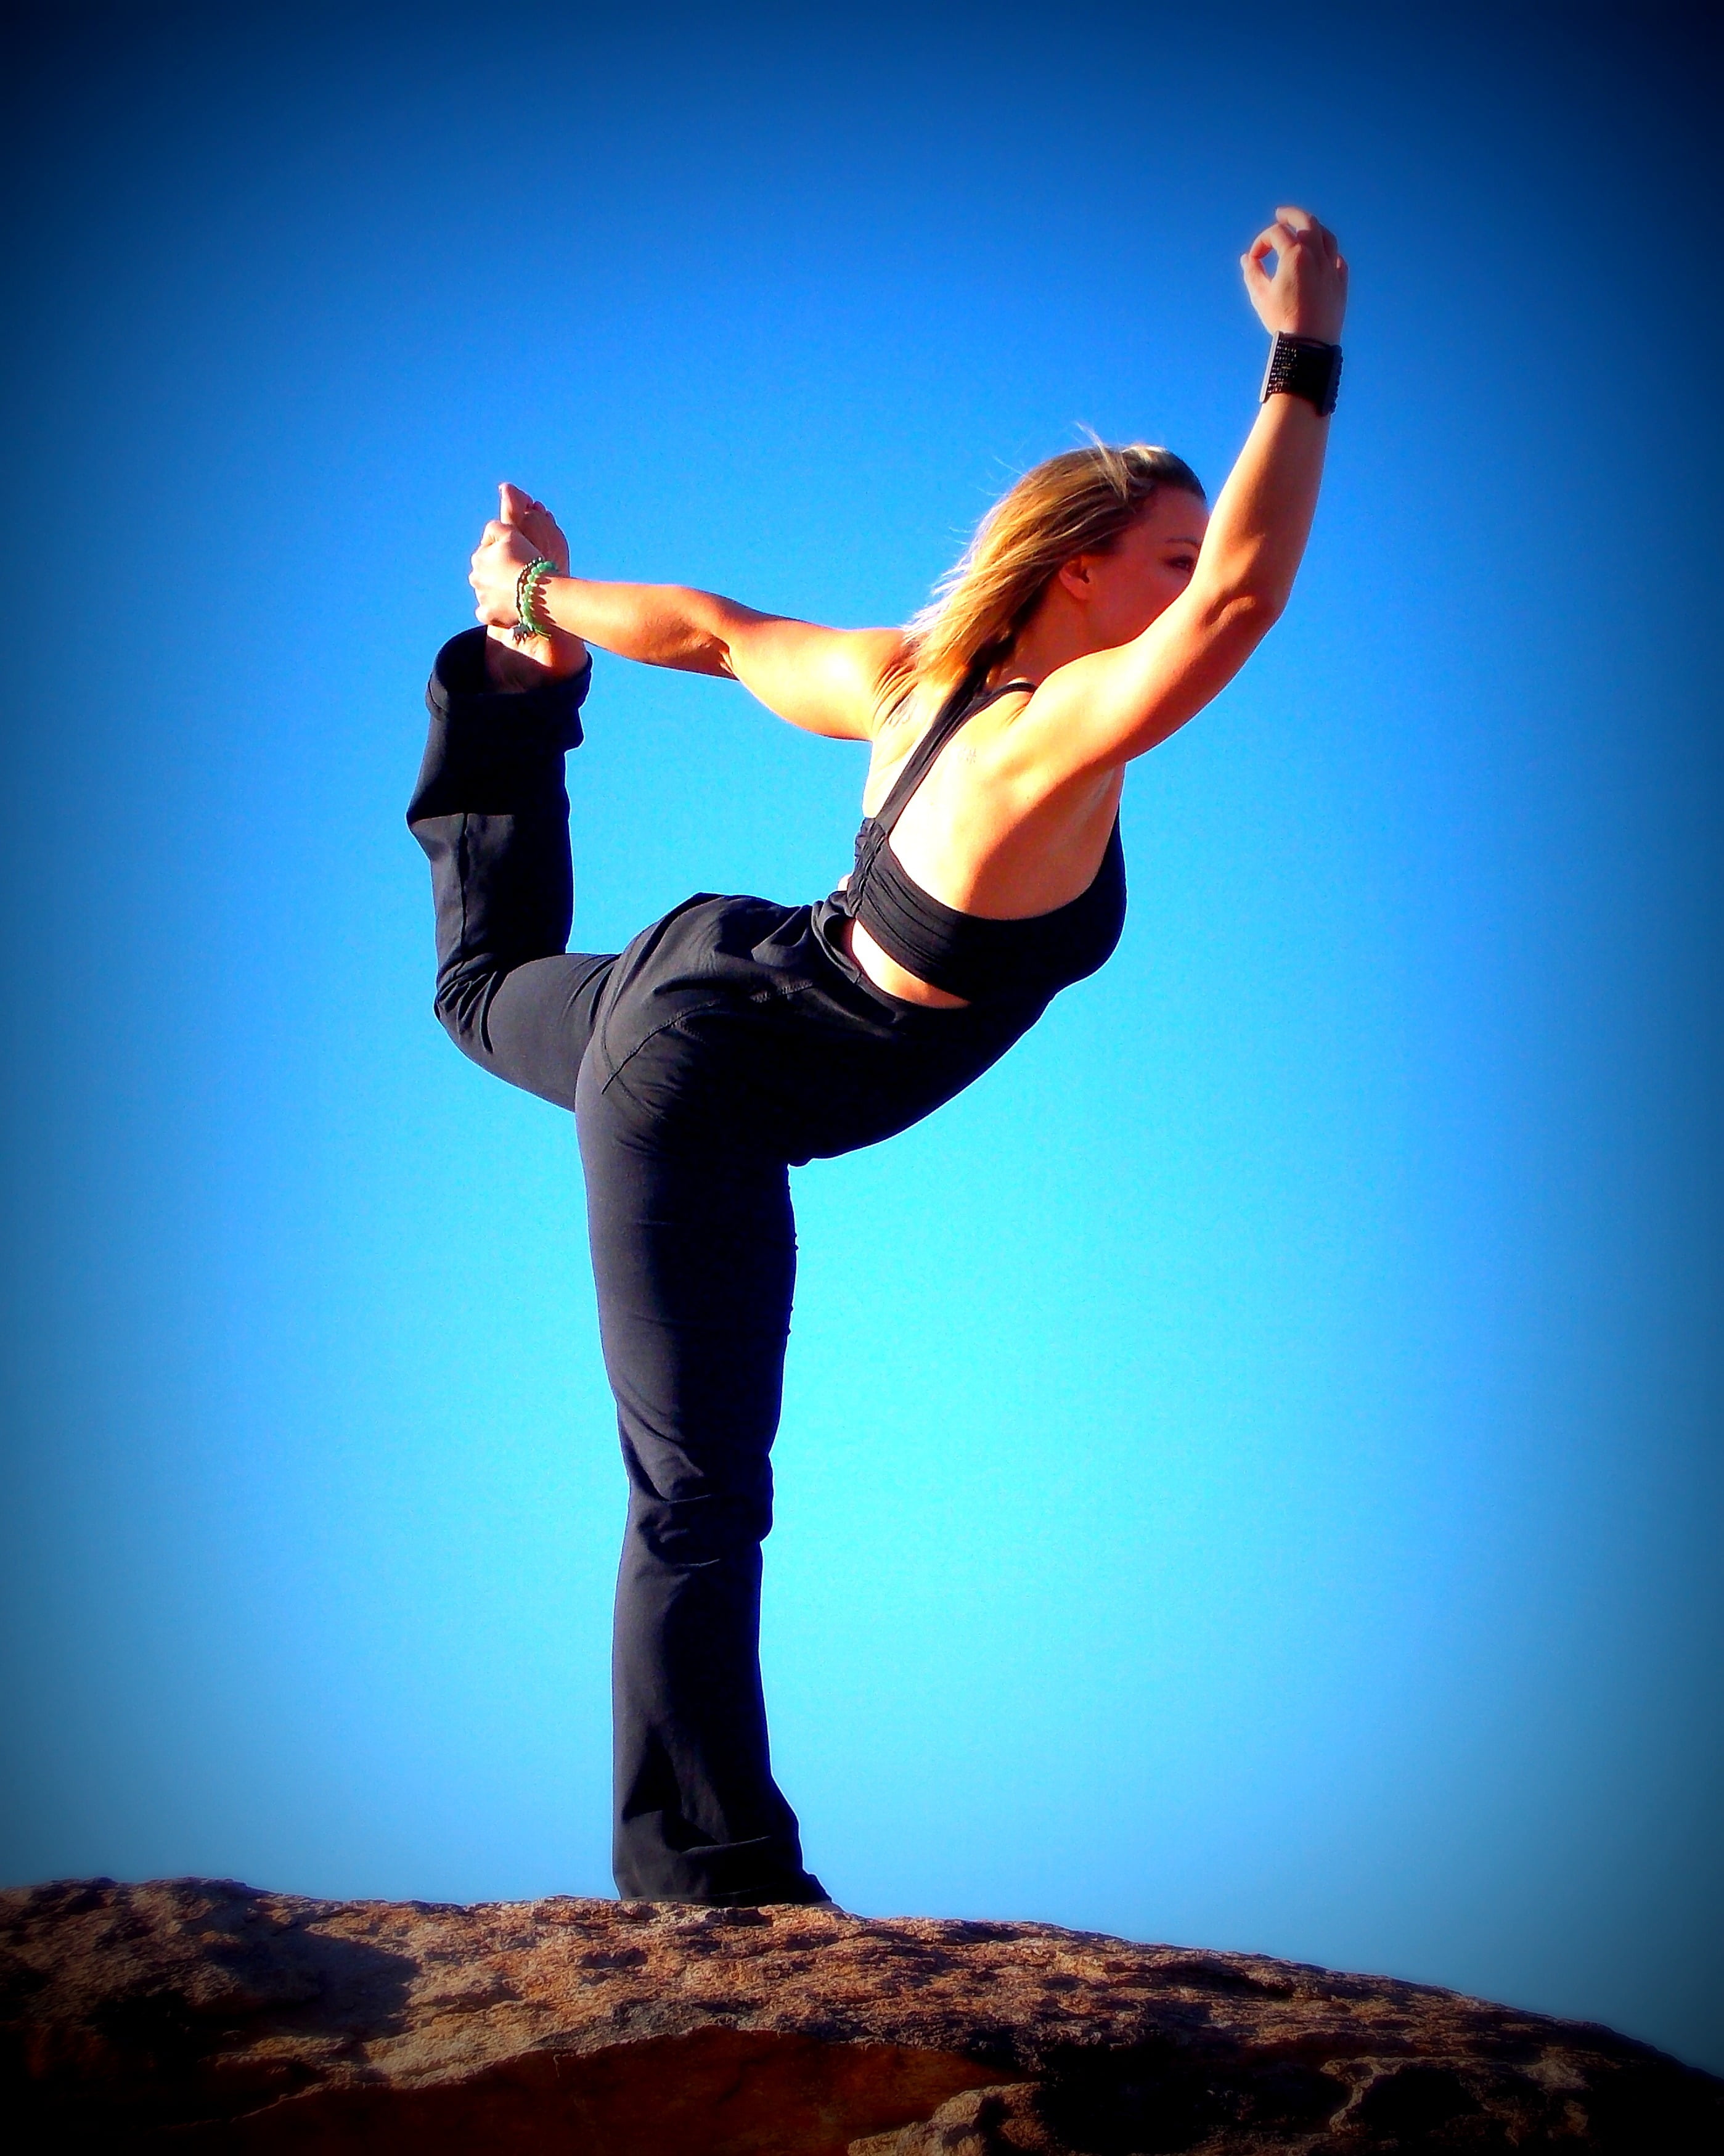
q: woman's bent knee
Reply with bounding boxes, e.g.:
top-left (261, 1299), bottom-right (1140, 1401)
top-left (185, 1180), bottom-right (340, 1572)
top-left (627, 1488), bottom-right (774, 1567)
top-left (433, 965), bottom-right (498, 1063)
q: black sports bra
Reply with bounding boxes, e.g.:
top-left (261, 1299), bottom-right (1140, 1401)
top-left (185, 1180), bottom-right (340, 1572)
top-left (833, 673), bottom-right (1127, 1004)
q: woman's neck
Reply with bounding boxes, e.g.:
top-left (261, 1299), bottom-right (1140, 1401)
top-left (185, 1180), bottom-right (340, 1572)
top-left (991, 598), bottom-right (1095, 689)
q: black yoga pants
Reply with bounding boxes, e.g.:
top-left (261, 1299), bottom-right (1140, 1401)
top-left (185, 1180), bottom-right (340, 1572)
top-left (408, 630), bottom-right (1038, 1904)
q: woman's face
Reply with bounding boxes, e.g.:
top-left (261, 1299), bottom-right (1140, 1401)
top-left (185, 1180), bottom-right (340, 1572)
top-left (1071, 488), bottom-right (1209, 650)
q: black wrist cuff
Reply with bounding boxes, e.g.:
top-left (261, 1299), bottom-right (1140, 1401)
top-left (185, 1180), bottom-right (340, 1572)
top-left (1260, 332), bottom-right (1342, 416)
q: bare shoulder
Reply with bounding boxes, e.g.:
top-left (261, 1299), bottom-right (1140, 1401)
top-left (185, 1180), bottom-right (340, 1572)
top-left (837, 628), bottom-right (915, 740)
top-left (724, 618), bottom-right (909, 742)
top-left (949, 670), bottom-right (1128, 814)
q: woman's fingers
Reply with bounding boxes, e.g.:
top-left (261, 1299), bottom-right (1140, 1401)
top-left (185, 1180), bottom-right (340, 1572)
top-left (1244, 207), bottom-right (1347, 340)
top-left (1256, 217), bottom-right (1342, 285)
top-left (1270, 210), bottom-right (1336, 249)
top-left (1245, 223), bottom-right (1300, 299)
top-left (1243, 226), bottom-right (1284, 309)
top-left (1272, 206), bottom-right (1341, 264)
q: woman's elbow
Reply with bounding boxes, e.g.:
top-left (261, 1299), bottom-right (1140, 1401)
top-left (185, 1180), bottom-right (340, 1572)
top-left (1187, 589), bottom-right (1284, 675)
top-left (1200, 587), bottom-right (1286, 641)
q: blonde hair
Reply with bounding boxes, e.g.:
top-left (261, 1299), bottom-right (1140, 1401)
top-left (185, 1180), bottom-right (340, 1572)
top-left (884, 441), bottom-right (1204, 714)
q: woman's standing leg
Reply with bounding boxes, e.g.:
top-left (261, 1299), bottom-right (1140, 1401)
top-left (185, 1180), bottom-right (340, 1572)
top-left (412, 628), bottom-right (821, 1900)
top-left (576, 1046), bottom-right (823, 1905)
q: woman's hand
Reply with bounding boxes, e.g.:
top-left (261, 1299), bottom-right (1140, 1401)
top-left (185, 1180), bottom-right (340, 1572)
top-left (1242, 207), bottom-right (1347, 343)
top-left (471, 483), bottom-right (587, 686)
top-left (469, 483), bottom-right (557, 628)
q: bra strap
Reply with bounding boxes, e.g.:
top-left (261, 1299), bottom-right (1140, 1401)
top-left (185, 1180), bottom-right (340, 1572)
top-left (871, 675), bottom-right (1037, 838)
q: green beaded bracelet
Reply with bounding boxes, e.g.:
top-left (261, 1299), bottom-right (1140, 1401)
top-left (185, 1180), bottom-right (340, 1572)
top-left (513, 557), bottom-right (557, 641)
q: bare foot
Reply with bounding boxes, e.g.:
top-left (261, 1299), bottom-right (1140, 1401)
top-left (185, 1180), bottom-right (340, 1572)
top-left (499, 484), bottom-right (570, 575)
top-left (483, 629), bottom-right (582, 691)
top-left (484, 483), bottom-right (587, 687)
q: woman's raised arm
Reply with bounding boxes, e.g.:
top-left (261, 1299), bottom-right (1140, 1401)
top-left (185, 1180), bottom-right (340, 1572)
top-left (1017, 207), bottom-right (1348, 781)
top-left (470, 488), bottom-right (899, 741)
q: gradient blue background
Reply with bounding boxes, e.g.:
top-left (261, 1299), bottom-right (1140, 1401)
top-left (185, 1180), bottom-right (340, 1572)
top-left (4, 2), bottom-right (1719, 2075)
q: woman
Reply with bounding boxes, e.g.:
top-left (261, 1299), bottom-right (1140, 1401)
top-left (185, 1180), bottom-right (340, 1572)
top-left (409, 208), bottom-right (1346, 1906)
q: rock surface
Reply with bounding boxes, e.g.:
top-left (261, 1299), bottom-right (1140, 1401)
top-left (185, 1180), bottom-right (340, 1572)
top-left (2, 1879), bottom-right (1718, 2152)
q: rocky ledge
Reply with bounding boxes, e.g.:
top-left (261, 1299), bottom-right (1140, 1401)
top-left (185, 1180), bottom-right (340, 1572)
top-left (2, 1879), bottom-right (1719, 2152)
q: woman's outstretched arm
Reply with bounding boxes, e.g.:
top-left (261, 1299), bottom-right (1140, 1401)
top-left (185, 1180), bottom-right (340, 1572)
top-left (1019, 206), bottom-right (1348, 781)
top-left (469, 488), bottom-right (900, 742)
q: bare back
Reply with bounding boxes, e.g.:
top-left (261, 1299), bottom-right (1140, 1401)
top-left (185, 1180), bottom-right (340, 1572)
top-left (843, 668), bottom-right (1127, 1007)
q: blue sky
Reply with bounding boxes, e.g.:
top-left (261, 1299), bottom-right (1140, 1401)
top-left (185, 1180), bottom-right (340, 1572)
top-left (3, 2), bottom-right (1720, 2075)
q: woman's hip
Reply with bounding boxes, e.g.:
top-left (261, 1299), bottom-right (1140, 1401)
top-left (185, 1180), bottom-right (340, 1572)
top-left (579, 896), bottom-right (1040, 1165)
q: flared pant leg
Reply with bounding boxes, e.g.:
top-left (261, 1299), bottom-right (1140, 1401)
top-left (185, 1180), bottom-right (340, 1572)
top-left (575, 1043), bottom-right (823, 1905)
